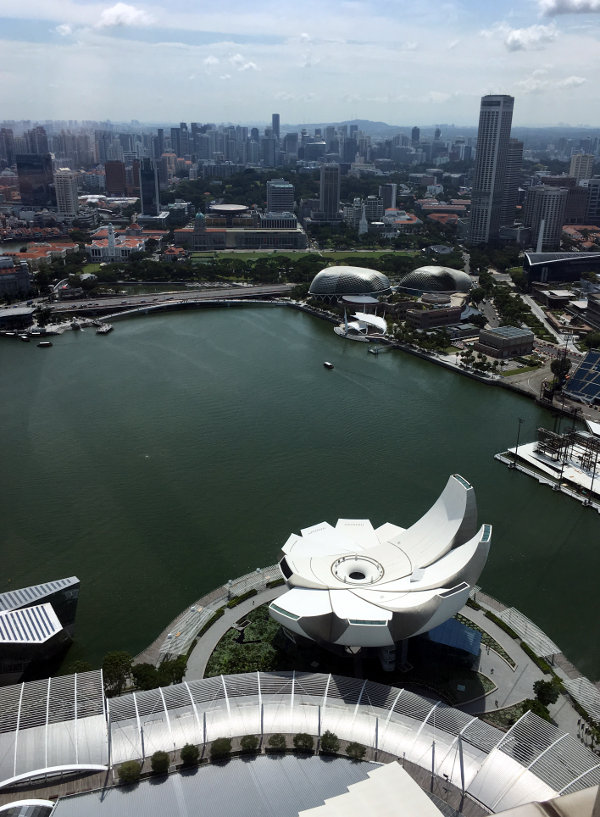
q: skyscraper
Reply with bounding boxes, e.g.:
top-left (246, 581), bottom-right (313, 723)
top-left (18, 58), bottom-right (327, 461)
top-left (104, 160), bottom-right (126, 196)
top-left (54, 168), bottom-right (79, 218)
top-left (319, 163), bottom-right (340, 219)
top-left (569, 153), bottom-right (594, 183)
top-left (468, 95), bottom-right (514, 244)
top-left (266, 178), bottom-right (295, 212)
top-left (411, 127), bottom-right (420, 145)
top-left (16, 153), bottom-right (56, 207)
top-left (138, 158), bottom-right (160, 216)
top-left (523, 186), bottom-right (568, 251)
top-left (499, 138), bottom-right (523, 228)
top-left (271, 114), bottom-right (280, 140)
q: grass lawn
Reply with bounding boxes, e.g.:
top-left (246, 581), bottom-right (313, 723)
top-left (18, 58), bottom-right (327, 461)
top-left (82, 263), bottom-right (103, 274)
top-left (189, 250), bottom-right (420, 263)
top-left (501, 365), bottom-right (542, 377)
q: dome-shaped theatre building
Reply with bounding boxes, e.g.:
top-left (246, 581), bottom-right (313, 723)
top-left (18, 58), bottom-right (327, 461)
top-left (309, 265), bottom-right (392, 302)
top-left (399, 265), bottom-right (472, 294)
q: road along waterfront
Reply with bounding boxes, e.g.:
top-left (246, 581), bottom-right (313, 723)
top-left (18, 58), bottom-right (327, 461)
top-left (0, 306), bottom-right (599, 679)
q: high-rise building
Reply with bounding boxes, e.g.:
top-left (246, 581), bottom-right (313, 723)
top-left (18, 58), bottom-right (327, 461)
top-left (0, 128), bottom-right (15, 165)
top-left (411, 127), bottom-right (420, 145)
top-left (319, 163), bottom-right (340, 219)
top-left (24, 126), bottom-right (49, 155)
top-left (569, 153), bottom-right (595, 183)
top-left (271, 114), bottom-right (280, 141)
top-left (266, 178), bottom-right (295, 212)
top-left (523, 186), bottom-right (568, 251)
top-left (104, 160), bottom-right (126, 196)
top-left (54, 168), bottom-right (79, 218)
top-left (379, 183), bottom-right (397, 210)
top-left (138, 158), bottom-right (160, 216)
top-left (468, 94), bottom-right (514, 244)
top-left (16, 153), bottom-right (56, 208)
top-left (499, 138), bottom-right (523, 227)
top-left (586, 177), bottom-right (600, 226)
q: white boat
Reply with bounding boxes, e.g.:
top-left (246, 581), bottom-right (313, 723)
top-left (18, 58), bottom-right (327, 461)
top-left (323, 361), bottom-right (334, 369)
top-left (96, 324), bottom-right (113, 335)
top-left (37, 341), bottom-right (52, 348)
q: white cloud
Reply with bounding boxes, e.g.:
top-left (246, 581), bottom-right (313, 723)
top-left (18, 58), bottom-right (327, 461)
top-left (447, 39), bottom-right (460, 50)
top-left (504, 22), bottom-right (557, 50)
top-left (55, 24), bottom-right (72, 36)
top-left (96, 3), bottom-right (154, 28)
top-left (229, 53), bottom-right (245, 66)
top-left (239, 61), bottom-right (258, 71)
top-left (219, 74), bottom-right (231, 81)
top-left (425, 91), bottom-right (452, 103)
top-left (482, 22), bottom-right (558, 50)
top-left (228, 53), bottom-right (258, 71)
top-left (539, 0), bottom-right (600, 13)
top-left (557, 74), bottom-right (587, 86)
top-left (203, 55), bottom-right (219, 65)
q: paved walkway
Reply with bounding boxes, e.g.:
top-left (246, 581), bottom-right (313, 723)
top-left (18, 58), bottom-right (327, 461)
top-left (184, 585), bottom-right (286, 681)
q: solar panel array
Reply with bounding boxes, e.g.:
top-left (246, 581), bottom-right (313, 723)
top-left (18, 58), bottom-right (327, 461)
top-left (564, 350), bottom-right (600, 405)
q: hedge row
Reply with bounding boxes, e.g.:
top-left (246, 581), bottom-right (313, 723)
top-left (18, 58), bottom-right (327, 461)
top-left (198, 607), bottom-right (225, 637)
top-left (226, 588), bottom-right (258, 608)
top-left (484, 610), bottom-right (519, 640)
top-left (520, 642), bottom-right (554, 675)
top-left (266, 577), bottom-right (285, 589)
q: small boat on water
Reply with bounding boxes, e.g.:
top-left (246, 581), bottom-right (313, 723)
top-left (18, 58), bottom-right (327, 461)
top-left (96, 324), bottom-right (113, 335)
top-left (323, 361), bottom-right (334, 369)
top-left (37, 341), bottom-right (52, 348)
top-left (19, 334), bottom-right (30, 342)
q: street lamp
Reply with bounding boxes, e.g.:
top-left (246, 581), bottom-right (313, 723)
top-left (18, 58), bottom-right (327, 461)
top-left (510, 418), bottom-right (524, 469)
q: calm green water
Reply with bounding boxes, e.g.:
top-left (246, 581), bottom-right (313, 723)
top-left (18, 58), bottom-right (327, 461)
top-left (1, 307), bottom-right (598, 679)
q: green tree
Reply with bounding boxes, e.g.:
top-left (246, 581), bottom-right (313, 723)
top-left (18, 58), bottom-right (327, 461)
top-left (65, 660), bottom-right (93, 674)
top-left (151, 750), bottom-right (170, 774)
top-left (240, 734), bottom-right (259, 754)
top-left (320, 730), bottom-right (339, 754)
top-left (293, 733), bottom-right (314, 752)
top-left (551, 356), bottom-right (572, 386)
top-left (583, 332), bottom-right (600, 350)
top-left (180, 743), bottom-right (200, 766)
top-left (102, 651), bottom-right (133, 696)
top-left (210, 737), bottom-right (232, 760)
top-left (118, 760), bottom-right (142, 784)
top-left (267, 733), bottom-right (286, 752)
top-left (522, 698), bottom-right (552, 722)
top-left (346, 742), bottom-right (366, 761)
top-left (132, 662), bottom-right (159, 691)
top-left (533, 679), bottom-right (560, 707)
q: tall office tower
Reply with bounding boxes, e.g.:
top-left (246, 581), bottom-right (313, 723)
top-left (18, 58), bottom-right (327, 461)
top-left (586, 178), bottom-right (600, 226)
top-left (170, 127), bottom-right (181, 157)
top-left (179, 123), bottom-right (190, 156)
top-left (196, 133), bottom-right (210, 161)
top-left (272, 114), bottom-right (280, 140)
top-left (283, 132), bottom-right (298, 159)
top-left (138, 158), bottom-right (160, 216)
top-left (104, 160), bottom-right (126, 195)
top-left (24, 126), bottom-right (49, 154)
top-left (250, 127), bottom-right (259, 142)
top-left (349, 124), bottom-right (358, 138)
top-left (54, 168), bottom-right (79, 218)
top-left (0, 128), bottom-right (15, 165)
top-left (468, 94), bottom-right (514, 244)
top-left (434, 127), bottom-right (441, 141)
top-left (379, 183), bottom-right (397, 210)
top-left (266, 178), bottom-right (295, 212)
top-left (411, 126), bottom-right (420, 145)
top-left (16, 153), bottom-right (56, 207)
top-left (320, 163), bottom-right (341, 218)
top-left (499, 137), bottom-right (523, 227)
top-left (261, 136), bottom-right (276, 167)
top-left (569, 153), bottom-right (595, 183)
top-left (523, 186), bottom-right (568, 251)
top-left (155, 128), bottom-right (165, 159)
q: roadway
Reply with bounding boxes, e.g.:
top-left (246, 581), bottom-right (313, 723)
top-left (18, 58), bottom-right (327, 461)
top-left (44, 283), bottom-right (296, 314)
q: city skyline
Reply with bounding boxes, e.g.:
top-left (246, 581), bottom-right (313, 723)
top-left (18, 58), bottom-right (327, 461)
top-left (1, 0), bottom-right (599, 125)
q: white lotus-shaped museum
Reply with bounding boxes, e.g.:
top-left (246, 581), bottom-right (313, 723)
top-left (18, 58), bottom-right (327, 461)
top-left (269, 475), bottom-right (491, 648)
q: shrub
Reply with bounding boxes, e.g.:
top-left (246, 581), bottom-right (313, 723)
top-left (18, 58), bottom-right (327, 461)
top-left (240, 734), bottom-right (259, 754)
top-left (151, 750), bottom-right (170, 775)
top-left (118, 760), bottom-right (142, 784)
top-left (346, 742), bottom-right (366, 761)
top-left (534, 679), bottom-right (560, 706)
top-left (199, 607), bottom-right (225, 637)
top-left (521, 643), bottom-right (554, 675)
top-left (267, 733), bottom-right (287, 752)
top-left (293, 733), bottom-right (314, 752)
top-left (180, 743), bottom-right (200, 767)
top-left (484, 611), bottom-right (519, 639)
top-left (523, 698), bottom-right (552, 722)
top-left (466, 597), bottom-right (481, 611)
top-left (266, 578), bottom-right (285, 589)
top-left (226, 589), bottom-right (258, 609)
top-left (320, 730), bottom-right (339, 755)
top-left (210, 737), bottom-right (232, 760)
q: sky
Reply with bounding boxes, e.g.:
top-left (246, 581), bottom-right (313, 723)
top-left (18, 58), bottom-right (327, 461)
top-left (0, 0), bottom-right (599, 127)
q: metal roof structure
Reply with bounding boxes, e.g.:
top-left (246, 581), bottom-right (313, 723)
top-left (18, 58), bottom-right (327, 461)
top-left (0, 604), bottom-right (62, 644)
top-left (563, 677), bottom-right (600, 723)
top-left (564, 350), bottom-right (600, 406)
top-left (0, 671), bottom-right (108, 789)
top-left (0, 579), bottom-right (79, 615)
top-left (497, 608), bottom-right (560, 657)
top-left (2, 671), bottom-right (600, 811)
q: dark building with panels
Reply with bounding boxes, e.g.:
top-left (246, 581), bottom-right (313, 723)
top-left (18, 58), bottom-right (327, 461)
top-left (16, 153), bottom-right (56, 208)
